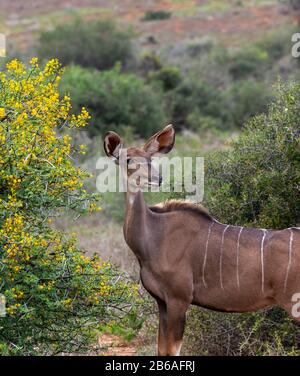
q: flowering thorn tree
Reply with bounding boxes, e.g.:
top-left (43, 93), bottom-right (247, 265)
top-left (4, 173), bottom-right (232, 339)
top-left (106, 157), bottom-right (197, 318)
top-left (0, 58), bottom-right (139, 355)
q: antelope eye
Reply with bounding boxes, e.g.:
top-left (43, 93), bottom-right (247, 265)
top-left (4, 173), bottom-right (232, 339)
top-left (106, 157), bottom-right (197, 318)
top-left (126, 158), bottom-right (131, 165)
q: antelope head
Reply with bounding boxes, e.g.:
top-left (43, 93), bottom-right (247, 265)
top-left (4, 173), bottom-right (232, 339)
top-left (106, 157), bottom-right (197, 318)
top-left (103, 124), bottom-right (175, 194)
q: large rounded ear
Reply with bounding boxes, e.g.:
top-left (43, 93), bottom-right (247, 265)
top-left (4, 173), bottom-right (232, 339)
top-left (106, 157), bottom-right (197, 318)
top-left (103, 131), bottom-right (122, 160)
top-left (143, 124), bottom-right (175, 155)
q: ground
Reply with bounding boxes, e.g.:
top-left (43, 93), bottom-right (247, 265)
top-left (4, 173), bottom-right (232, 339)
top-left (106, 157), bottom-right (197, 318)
top-left (98, 333), bottom-right (137, 356)
top-left (0, 0), bottom-right (296, 53)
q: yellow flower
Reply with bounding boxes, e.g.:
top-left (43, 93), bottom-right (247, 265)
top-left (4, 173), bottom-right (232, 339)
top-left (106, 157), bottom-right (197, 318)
top-left (30, 57), bottom-right (39, 67)
top-left (89, 203), bottom-right (102, 212)
top-left (0, 108), bottom-right (5, 119)
top-left (6, 59), bottom-right (25, 75)
top-left (44, 58), bottom-right (61, 76)
top-left (63, 298), bottom-right (72, 306)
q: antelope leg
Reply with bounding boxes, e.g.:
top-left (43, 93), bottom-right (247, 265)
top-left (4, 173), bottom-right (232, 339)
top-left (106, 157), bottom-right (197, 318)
top-left (166, 299), bottom-right (189, 356)
top-left (157, 298), bottom-right (168, 356)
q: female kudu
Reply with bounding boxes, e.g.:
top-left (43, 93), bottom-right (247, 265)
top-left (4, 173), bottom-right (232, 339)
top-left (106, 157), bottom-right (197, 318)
top-left (104, 124), bottom-right (300, 356)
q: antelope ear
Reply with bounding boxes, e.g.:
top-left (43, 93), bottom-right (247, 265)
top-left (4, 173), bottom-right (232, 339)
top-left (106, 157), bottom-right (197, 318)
top-left (103, 131), bottom-right (122, 159)
top-left (143, 124), bottom-right (175, 155)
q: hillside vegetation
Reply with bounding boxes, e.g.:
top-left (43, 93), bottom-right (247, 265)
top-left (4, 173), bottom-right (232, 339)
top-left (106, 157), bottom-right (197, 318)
top-left (0, 0), bottom-right (300, 355)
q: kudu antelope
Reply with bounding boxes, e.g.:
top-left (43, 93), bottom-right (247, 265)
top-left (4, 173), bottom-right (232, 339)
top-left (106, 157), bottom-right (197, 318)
top-left (104, 124), bottom-right (300, 356)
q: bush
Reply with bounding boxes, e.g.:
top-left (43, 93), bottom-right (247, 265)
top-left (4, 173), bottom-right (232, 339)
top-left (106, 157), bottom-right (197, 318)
top-left (0, 59), bottom-right (140, 355)
top-left (142, 10), bottom-right (172, 21)
top-left (206, 80), bottom-right (300, 229)
top-left (226, 80), bottom-right (272, 128)
top-left (186, 37), bottom-right (215, 58)
top-left (229, 29), bottom-right (296, 81)
top-left (138, 53), bottom-right (163, 77)
top-left (184, 306), bottom-right (299, 355)
top-left (255, 29), bottom-right (293, 62)
top-left (182, 81), bottom-right (300, 356)
top-left (138, 53), bottom-right (181, 91)
top-left (148, 65), bottom-right (182, 91)
top-left (60, 65), bottom-right (167, 137)
top-left (169, 77), bottom-right (231, 130)
top-left (166, 80), bottom-right (300, 355)
top-left (229, 46), bottom-right (269, 80)
top-left (37, 19), bottom-right (133, 71)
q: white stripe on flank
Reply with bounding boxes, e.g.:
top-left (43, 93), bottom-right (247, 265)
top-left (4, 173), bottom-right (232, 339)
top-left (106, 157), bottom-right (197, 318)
top-left (236, 226), bottom-right (244, 289)
top-left (284, 228), bottom-right (294, 293)
top-left (202, 221), bottom-right (215, 288)
top-left (260, 229), bottom-right (267, 293)
top-left (220, 225), bottom-right (230, 290)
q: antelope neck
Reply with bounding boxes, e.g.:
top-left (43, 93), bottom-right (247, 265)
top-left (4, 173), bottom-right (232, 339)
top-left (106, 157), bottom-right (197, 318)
top-left (124, 189), bottom-right (154, 262)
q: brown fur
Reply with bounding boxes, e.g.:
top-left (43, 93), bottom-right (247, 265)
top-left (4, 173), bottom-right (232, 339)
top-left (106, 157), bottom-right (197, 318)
top-left (104, 125), bottom-right (300, 356)
top-left (150, 199), bottom-right (213, 221)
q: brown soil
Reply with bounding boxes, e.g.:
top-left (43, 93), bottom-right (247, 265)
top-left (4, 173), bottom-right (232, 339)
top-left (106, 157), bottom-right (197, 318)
top-left (0, 0), bottom-right (296, 52)
top-left (98, 333), bottom-right (137, 356)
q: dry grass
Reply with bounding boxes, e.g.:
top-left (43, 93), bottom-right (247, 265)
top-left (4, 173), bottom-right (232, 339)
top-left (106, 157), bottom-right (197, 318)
top-left (55, 213), bottom-right (140, 279)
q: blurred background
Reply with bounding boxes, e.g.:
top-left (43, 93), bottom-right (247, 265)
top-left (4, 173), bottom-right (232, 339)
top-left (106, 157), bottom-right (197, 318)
top-left (1, 0), bottom-right (299, 139)
top-left (1, 0), bottom-right (300, 355)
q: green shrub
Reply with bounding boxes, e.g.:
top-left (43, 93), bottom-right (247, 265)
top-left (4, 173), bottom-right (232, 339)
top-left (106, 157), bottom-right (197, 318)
top-left (60, 65), bottom-right (167, 137)
top-left (142, 10), bottom-right (172, 21)
top-left (229, 28), bottom-right (296, 81)
top-left (187, 111), bottom-right (222, 131)
top-left (138, 53), bottom-right (163, 77)
top-left (138, 53), bottom-right (181, 91)
top-left (0, 58), bottom-right (140, 355)
top-left (226, 80), bottom-right (272, 128)
top-left (37, 19), bottom-right (133, 71)
top-left (186, 37), bottom-right (215, 58)
top-left (169, 77), bottom-right (231, 130)
top-left (229, 46), bottom-right (269, 80)
top-left (181, 81), bottom-right (300, 356)
top-left (148, 65), bottom-right (182, 91)
top-left (255, 29), bottom-right (293, 62)
top-left (206, 80), bottom-right (300, 229)
top-left (184, 306), bottom-right (299, 355)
